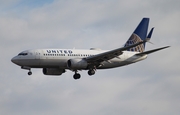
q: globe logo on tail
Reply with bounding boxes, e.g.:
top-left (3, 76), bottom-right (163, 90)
top-left (124, 34), bottom-right (145, 52)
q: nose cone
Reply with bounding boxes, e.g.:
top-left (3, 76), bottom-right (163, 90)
top-left (11, 56), bottom-right (19, 64)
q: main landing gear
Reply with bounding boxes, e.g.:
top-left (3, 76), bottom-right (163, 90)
top-left (73, 71), bottom-right (81, 80)
top-left (73, 69), bottom-right (96, 80)
top-left (88, 69), bottom-right (95, 76)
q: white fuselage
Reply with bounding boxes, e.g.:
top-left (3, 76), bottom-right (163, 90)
top-left (12, 48), bottom-right (147, 69)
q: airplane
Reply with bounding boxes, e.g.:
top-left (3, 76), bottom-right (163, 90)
top-left (11, 18), bottom-right (170, 80)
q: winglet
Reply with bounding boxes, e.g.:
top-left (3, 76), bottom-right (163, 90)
top-left (146, 27), bottom-right (154, 45)
top-left (147, 27), bottom-right (154, 39)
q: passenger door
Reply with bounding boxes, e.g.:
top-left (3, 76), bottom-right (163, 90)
top-left (35, 52), bottom-right (40, 59)
top-left (34, 51), bottom-right (41, 66)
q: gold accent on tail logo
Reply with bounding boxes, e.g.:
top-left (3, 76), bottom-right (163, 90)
top-left (125, 34), bottom-right (144, 52)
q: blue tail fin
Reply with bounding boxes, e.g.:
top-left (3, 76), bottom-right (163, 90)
top-left (124, 18), bottom-right (149, 52)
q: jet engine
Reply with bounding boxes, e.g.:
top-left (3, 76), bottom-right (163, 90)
top-left (43, 68), bottom-right (65, 75)
top-left (67, 58), bottom-right (88, 70)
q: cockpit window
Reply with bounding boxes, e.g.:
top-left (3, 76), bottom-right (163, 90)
top-left (18, 53), bottom-right (28, 56)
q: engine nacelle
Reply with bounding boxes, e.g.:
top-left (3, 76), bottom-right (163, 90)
top-left (67, 58), bottom-right (88, 70)
top-left (43, 68), bottom-right (65, 75)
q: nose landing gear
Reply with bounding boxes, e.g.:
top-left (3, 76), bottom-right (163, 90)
top-left (21, 66), bottom-right (32, 76)
top-left (28, 71), bottom-right (32, 75)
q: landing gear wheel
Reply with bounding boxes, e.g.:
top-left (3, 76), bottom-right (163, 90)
top-left (88, 69), bottom-right (95, 76)
top-left (28, 71), bottom-right (32, 75)
top-left (73, 73), bottom-right (81, 80)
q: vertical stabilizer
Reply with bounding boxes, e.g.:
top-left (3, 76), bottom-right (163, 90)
top-left (124, 18), bottom-right (149, 52)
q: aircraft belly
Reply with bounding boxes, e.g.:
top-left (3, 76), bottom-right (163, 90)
top-left (19, 58), bottom-right (67, 68)
top-left (40, 59), bottom-right (67, 68)
top-left (18, 59), bottom-right (40, 67)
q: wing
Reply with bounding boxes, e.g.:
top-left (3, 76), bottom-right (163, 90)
top-left (85, 40), bottom-right (147, 64)
top-left (135, 46), bottom-right (170, 56)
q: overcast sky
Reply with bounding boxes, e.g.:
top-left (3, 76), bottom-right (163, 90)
top-left (0, 0), bottom-right (180, 115)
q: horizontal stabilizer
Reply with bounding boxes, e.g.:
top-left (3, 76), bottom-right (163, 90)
top-left (136, 46), bottom-right (170, 56)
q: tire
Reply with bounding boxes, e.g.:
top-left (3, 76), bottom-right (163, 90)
top-left (88, 70), bottom-right (95, 76)
top-left (28, 71), bottom-right (32, 75)
top-left (73, 73), bottom-right (81, 79)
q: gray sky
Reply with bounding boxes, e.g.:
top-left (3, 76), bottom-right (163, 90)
top-left (0, 0), bottom-right (180, 115)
